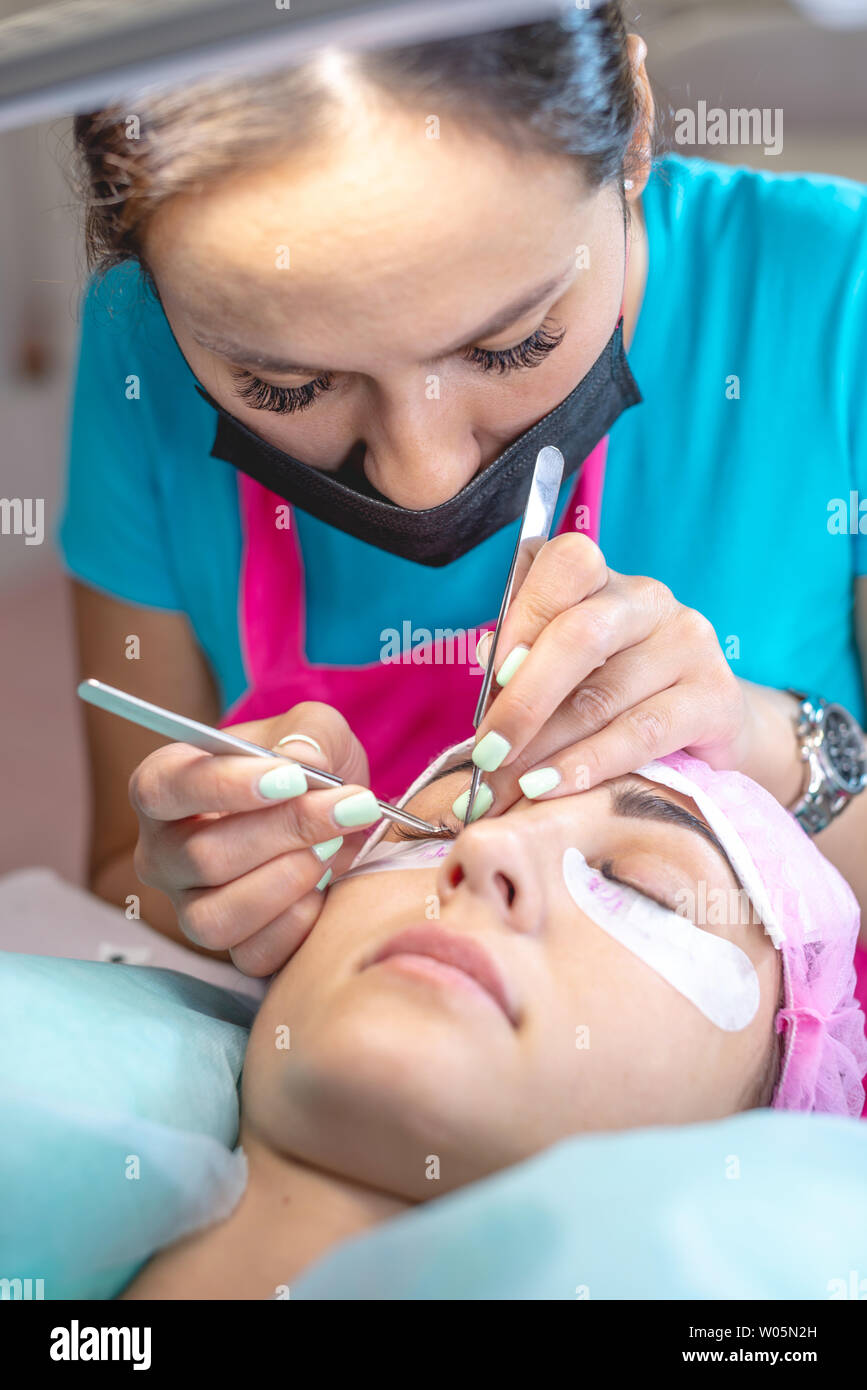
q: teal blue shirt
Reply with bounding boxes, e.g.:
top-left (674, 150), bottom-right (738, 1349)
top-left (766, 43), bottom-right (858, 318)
top-left (58, 154), bottom-right (867, 721)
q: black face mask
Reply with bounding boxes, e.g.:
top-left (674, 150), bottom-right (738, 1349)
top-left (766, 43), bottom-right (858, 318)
top-left (199, 317), bottom-right (641, 568)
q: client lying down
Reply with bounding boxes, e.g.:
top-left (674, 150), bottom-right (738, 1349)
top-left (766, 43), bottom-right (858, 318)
top-left (123, 745), bottom-right (867, 1299)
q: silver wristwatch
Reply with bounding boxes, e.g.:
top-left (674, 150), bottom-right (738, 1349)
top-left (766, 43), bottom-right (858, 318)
top-left (788, 692), bottom-right (867, 835)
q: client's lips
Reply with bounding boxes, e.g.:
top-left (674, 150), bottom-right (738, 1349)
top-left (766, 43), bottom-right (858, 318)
top-left (367, 925), bottom-right (518, 1026)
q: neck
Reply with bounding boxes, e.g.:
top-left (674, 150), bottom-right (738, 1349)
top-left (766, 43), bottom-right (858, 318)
top-left (622, 195), bottom-right (648, 352)
top-left (121, 1131), bottom-right (408, 1300)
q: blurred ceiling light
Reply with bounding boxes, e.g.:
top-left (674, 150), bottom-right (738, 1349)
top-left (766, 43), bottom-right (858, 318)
top-left (789, 0), bottom-right (867, 29)
top-left (0, 0), bottom-right (563, 133)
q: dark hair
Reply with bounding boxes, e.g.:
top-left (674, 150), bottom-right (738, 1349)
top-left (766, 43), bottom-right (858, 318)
top-left (743, 959), bottom-right (785, 1111)
top-left (73, 2), bottom-right (654, 274)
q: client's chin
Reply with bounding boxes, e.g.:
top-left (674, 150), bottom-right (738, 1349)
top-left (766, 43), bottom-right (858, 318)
top-left (240, 974), bottom-right (525, 1201)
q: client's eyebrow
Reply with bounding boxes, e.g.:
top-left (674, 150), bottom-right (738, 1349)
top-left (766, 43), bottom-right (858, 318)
top-left (608, 782), bottom-right (731, 871)
top-left (425, 756), bottom-right (475, 788)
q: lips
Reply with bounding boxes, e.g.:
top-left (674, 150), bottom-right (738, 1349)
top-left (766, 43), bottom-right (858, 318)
top-left (367, 925), bottom-right (518, 1026)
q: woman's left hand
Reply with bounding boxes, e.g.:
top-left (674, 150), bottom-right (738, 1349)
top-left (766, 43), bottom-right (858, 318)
top-left (471, 533), bottom-right (760, 808)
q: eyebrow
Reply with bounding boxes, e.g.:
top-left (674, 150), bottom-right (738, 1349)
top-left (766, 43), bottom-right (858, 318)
top-left (427, 266), bottom-right (574, 360)
top-left (608, 782), bottom-right (733, 873)
top-left (187, 266), bottom-right (574, 377)
top-left (187, 328), bottom-right (326, 378)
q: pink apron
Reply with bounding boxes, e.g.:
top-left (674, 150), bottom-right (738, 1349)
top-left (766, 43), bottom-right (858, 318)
top-left (220, 438), bottom-right (609, 802)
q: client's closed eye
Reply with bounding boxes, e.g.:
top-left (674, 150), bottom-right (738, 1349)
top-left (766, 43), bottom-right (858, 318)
top-left (598, 859), bottom-right (679, 914)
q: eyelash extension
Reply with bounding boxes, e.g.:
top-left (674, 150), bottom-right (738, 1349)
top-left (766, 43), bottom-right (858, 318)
top-left (600, 859), bottom-right (675, 914)
top-left (229, 321), bottom-right (566, 414)
top-left (463, 321), bottom-right (566, 375)
top-left (229, 366), bottom-right (335, 415)
top-left (393, 818), bottom-right (457, 844)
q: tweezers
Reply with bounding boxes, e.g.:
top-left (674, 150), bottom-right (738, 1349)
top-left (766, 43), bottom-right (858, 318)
top-left (77, 679), bottom-right (439, 835)
top-left (464, 445), bottom-right (566, 824)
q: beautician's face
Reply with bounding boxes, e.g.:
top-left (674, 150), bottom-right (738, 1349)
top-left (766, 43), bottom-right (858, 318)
top-left (242, 768), bottom-right (781, 1201)
top-left (144, 75), bottom-right (632, 508)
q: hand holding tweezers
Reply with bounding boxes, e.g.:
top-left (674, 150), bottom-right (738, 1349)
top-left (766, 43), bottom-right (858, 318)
top-left (464, 445), bottom-right (565, 823)
top-left (77, 679), bottom-right (438, 836)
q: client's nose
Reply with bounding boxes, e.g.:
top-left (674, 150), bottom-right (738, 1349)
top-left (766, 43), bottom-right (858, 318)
top-left (436, 822), bottom-right (544, 935)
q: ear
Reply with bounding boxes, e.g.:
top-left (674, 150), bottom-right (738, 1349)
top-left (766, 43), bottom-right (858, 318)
top-left (623, 33), bottom-right (654, 202)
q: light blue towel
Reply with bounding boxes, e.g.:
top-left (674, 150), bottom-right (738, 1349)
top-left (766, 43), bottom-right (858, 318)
top-left (0, 953), bottom-right (255, 1299)
top-left (293, 1110), bottom-right (867, 1300)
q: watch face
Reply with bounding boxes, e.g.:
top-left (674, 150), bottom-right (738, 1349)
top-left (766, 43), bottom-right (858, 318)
top-left (823, 706), bottom-right (867, 792)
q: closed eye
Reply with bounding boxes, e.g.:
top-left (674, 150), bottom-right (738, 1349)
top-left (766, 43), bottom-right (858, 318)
top-left (599, 859), bottom-right (680, 914)
top-left (228, 366), bottom-right (336, 415)
top-left (463, 320), bottom-right (566, 374)
top-left (394, 817), bottom-right (456, 844)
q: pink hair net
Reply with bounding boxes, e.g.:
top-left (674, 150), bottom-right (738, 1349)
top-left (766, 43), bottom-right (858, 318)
top-left (651, 752), bottom-right (867, 1117)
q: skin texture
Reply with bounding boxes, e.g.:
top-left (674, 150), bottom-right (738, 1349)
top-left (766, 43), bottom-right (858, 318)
top-left (123, 766), bottom-right (781, 1300)
top-left (72, 33), bottom-right (867, 961)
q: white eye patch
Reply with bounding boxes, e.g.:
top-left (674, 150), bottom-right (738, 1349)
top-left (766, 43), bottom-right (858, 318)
top-left (562, 848), bottom-right (760, 1032)
top-left (333, 837), bottom-right (452, 884)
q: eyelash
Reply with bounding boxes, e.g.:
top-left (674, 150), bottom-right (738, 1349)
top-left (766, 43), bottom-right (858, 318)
top-left (394, 819), bottom-right (455, 844)
top-left (463, 321), bottom-right (566, 375)
top-left (600, 860), bottom-right (675, 913)
top-left (229, 321), bottom-right (566, 414)
top-left (228, 367), bottom-right (336, 415)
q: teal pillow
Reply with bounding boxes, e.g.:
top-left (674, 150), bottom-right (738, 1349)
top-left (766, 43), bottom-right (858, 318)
top-left (293, 1110), bottom-right (867, 1299)
top-left (0, 953), bottom-right (255, 1299)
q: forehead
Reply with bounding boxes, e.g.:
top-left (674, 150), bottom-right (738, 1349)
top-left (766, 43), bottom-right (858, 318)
top-left (145, 105), bottom-right (608, 360)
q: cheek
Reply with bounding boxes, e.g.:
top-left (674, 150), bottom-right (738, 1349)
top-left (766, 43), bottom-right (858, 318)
top-left (561, 851), bottom-right (762, 1034)
top-left (537, 913), bottom-right (749, 1118)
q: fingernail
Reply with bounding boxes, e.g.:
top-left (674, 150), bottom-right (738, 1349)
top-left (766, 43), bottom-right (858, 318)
top-left (275, 732), bottom-right (322, 754)
top-left (475, 630), bottom-right (494, 668)
top-left (258, 763), bottom-right (308, 800)
top-left (496, 645), bottom-right (530, 688)
top-left (315, 868), bottom-right (333, 892)
top-left (472, 731), bottom-right (511, 772)
top-left (452, 784), bottom-right (493, 823)
top-left (334, 790), bottom-right (381, 828)
top-left (312, 836), bottom-right (343, 863)
top-left (518, 767), bottom-right (562, 799)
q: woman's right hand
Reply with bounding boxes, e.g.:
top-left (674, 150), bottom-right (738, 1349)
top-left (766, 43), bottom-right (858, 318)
top-left (129, 702), bottom-right (376, 977)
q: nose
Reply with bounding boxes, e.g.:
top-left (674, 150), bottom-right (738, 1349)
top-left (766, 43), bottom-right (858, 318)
top-left (360, 387), bottom-right (485, 509)
top-left (436, 821), bottom-right (545, 936)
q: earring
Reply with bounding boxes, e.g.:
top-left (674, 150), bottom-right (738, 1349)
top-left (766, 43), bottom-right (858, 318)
top-left (624, 178), bottom-right (635, 191)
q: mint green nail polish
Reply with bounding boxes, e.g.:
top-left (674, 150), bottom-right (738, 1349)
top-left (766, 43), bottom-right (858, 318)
top-left (315, 868), bottom-right (333, 892)
top-left (472, 731), bottom-right (511, 772)
top-left (451, 784), bottom-right (493, 823)
top-left (334, 790), bottom-right (380, 828)
top-left (518, 767), bottom-right (562, 799)
top-left (258, 763), bottom-right (308, 800)
top-left (312, 836), bottom-right (343, 863)
top-left (496, 644), bottom-right (530, 687)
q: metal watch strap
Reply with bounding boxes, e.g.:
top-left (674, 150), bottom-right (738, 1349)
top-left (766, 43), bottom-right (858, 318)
top-left (786, 690), bottom-right (867, 835)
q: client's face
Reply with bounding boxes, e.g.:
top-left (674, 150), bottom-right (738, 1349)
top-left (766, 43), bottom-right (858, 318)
top-left (241, 764), bottom-right (781, 1200)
